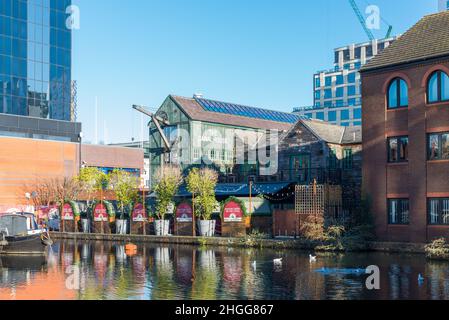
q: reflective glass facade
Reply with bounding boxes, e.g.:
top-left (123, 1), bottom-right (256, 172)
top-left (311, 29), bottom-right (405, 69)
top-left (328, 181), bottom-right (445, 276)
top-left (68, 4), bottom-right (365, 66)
top-left (0, 0), bottom-right (71, 121)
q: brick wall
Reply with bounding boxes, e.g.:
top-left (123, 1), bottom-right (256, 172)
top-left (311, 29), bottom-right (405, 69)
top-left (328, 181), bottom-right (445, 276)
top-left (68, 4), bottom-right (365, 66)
top-left (362, 58), bottom-right (449, 242)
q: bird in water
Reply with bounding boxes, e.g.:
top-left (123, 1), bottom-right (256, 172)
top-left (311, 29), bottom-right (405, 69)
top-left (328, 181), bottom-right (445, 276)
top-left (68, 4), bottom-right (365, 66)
top-left (309, 254), bottom-right (317, 263)
top-left (252, 261), bottom-right (257, 270)
top-left (273, 258), bottom-right (283, 265)
top-left (418, 274), bottom-right (425, 283)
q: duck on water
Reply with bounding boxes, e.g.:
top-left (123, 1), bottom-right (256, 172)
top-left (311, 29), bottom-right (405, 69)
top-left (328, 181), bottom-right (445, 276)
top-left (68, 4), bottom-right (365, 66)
top-left (0, 213), bottom-right (53, 255)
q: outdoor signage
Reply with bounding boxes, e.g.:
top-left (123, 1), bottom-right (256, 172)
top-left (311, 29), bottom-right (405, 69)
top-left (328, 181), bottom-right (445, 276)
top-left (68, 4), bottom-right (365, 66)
top-left (223, 201), bottom-right (243, 223)
top-left (93, 203), bottom-right (108, 222)
top-left (176, 203), bottom-right (193, 222)
top-left (61, 203), bottom-right (74, 221)
top-left (132, 203), bottom-right (146, 222)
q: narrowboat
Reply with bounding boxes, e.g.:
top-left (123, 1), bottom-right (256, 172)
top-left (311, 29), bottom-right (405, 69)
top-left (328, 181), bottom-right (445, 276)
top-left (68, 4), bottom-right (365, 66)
top-left (0, 213), bottom-right (52, 255)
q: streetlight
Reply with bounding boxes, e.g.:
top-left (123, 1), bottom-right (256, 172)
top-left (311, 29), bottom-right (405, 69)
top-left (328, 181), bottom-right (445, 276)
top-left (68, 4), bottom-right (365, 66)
top-left (78, 132), bottom-right (84, 172)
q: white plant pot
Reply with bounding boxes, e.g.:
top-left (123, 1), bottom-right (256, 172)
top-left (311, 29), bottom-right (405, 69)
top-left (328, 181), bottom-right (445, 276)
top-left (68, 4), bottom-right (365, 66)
top-left (198, 220), bottom-right (216, 237)
top-left (116, 219), bottom-right (128, 235)
top-left (81, 219), bottom-right (90, 233)
top-left (155, 220), bottom-right (170, 236)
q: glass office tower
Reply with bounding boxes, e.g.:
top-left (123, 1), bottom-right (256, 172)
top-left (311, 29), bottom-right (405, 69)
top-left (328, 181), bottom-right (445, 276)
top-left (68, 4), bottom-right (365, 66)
top-left (0, 0), bottom-right (72, 121)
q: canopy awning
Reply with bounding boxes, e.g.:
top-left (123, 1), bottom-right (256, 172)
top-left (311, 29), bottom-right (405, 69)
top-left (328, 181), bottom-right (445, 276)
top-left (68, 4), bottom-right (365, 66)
top-left (149, 182), bottom-right (293, 198)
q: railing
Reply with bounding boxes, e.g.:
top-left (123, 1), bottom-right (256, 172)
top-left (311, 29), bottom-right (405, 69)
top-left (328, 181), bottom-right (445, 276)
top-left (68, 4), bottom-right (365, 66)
top-left (217, 168), bottom-right (342, 185)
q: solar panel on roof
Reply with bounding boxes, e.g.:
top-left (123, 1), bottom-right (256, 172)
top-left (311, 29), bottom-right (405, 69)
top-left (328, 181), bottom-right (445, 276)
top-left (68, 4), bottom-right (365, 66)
top-left (195, 98), bottom-right (301, 124)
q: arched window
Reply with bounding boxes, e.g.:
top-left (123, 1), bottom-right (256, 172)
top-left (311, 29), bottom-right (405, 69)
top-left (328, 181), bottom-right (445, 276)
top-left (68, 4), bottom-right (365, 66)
top-left (428, 71), bottom-right (449, 104)
top-left (388, 78), bottom-right (408, 109)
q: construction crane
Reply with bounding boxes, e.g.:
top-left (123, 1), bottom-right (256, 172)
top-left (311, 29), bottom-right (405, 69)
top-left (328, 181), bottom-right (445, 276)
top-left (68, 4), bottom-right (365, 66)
top-left (348, 0), bottom-right (393, 40)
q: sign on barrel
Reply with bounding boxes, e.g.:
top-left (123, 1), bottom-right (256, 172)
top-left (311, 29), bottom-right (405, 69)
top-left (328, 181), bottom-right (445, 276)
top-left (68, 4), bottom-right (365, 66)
top-left (62, 203), bottom-right (74, 221)
top-left (132, 203), bottom-right (146, 222)
top-left (94, 203), bottom-right (108, 222)
top-left (176, 202), bottom-right (193, 222)
top-left (223, 201), bottom-right (243, 222)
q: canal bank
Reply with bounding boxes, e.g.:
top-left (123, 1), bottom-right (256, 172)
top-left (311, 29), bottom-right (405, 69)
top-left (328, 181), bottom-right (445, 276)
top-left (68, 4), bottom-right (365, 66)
top-left (49, 232), bottom-right (426, 254)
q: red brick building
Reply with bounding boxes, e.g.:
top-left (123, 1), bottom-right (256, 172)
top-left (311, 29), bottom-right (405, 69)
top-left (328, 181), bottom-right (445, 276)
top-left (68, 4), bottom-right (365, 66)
top-left (361, 11), bottom-right (449, 242)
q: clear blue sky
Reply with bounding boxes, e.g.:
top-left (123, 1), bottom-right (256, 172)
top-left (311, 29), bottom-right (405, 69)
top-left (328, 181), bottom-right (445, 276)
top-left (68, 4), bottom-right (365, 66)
top-left (71, 0), bottom-right (436, 144)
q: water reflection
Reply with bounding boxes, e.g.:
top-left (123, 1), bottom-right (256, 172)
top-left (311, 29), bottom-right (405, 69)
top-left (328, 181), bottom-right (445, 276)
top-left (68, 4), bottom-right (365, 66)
top-left (1, 240), bottom-right (449, 300)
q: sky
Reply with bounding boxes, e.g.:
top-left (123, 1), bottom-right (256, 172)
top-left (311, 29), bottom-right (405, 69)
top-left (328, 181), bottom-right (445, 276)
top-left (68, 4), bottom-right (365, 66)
top-left (71, 0), bottom-right (436, 144)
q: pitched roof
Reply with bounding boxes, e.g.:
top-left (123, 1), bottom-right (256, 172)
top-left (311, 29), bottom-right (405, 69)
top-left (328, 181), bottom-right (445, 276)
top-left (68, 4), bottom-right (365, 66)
top-left (362, 11), bottom-right (449, 72)
top-left (170, 95), bottom-right (297, 131)
top-left (299, 119), bottom-right (362, 145)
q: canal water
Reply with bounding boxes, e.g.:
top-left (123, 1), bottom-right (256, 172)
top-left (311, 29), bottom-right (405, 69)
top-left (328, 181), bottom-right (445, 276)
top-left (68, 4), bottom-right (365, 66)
top-left (0, 240), bottom-right (448, 300)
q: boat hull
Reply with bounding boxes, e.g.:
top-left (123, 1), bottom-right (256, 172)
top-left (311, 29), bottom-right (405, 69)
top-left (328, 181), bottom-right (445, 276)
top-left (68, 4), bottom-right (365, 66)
top-left (0, 234), bottom-right (47, 255)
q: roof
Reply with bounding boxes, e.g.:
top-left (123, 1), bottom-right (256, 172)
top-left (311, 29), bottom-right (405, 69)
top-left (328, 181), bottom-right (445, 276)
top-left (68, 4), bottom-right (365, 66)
top-left (286, 119), bottom-right (362, 145)
top-left (170, 95), bottom-right (299, 131)
top-left (362, 11), bottom-right (449, 72)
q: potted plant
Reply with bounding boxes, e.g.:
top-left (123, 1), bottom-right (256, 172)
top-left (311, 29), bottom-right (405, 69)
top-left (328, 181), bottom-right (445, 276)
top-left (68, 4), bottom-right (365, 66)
top-left (186, 168), bottom-right (218, 237)
top-left (77, 167), bottom-right (110, 233)
top-left (153, 166), bottom-right (183, 236)
top-left (110, 169), bottom-right (139, 235)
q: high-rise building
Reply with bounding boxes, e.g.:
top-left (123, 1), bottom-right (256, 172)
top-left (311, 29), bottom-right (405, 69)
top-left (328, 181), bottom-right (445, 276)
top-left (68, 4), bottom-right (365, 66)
top-left (0, 0), bottom-right (80, 142)
top-left (293, 38), bottom-right (396, 127)
top-left (439, 0), bottom-right (449, 12)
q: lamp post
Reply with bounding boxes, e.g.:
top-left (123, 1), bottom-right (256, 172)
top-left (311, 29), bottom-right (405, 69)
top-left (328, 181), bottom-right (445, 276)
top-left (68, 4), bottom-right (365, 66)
top-left (78, 132), bottom-right (83, 173)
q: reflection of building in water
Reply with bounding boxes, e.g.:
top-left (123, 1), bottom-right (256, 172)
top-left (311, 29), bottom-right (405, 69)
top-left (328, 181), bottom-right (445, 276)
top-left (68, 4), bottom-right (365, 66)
top-left (222, 256), bottom-right (243, 296)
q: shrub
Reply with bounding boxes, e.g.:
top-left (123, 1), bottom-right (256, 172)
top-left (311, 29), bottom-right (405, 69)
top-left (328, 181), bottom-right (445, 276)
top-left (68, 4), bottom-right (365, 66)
top-left (425, 238), bottom-right (449, 260)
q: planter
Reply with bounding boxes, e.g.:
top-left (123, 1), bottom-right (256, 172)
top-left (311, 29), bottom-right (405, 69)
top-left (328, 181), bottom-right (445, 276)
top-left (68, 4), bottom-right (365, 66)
top-left (198, 220), bottom-right (216, 237)
top-left (154, 220), bottom-right (170, 236)
top-left (116, 219), bottom-right (128, 235)
top-left (81, 219), bottom-right (90, 233)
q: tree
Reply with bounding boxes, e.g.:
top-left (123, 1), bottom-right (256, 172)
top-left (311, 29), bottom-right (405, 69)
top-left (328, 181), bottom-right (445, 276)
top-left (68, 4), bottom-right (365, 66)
top-left (110, 169), bottom-right (139, 220)
top-left (77, 167), bottom-right (109, 204)
top-left (153, 166), bottom-right (183, 220)
top-left (186, 168), bottom-right (218, 220)
top-left (22, 177), bottom-right (81, 208)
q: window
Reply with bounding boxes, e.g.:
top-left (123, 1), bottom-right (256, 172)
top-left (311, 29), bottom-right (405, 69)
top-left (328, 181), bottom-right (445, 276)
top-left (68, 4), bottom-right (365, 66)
top-left (316, 112), bottom-right (325, 121)
top-left (342, 149), bottom-right (353, 170)
top-left (388, 78), bottom-right (408, 109)
top-left (353, 108), bottom-right (362, 119)
top-left (388, 136), bottom-right (409, 163)
top-left (347, 86), bottom-right (356, 96)
top-left (428, 132), bottom-right (449, 160)
top-left (325, 77), bottom-right (332, 87)
top-left (340, 110), bottom-right (350, 121)
top-left (428, 198), bottom-right (449, 225)
top-left (348, 73), bottom-right (356, 83)
top-left (336, 87), bottom-right (344, 98)
top-left (304, 113), bottom-right (313, 119)
top-left (336, 75), bottom-right (344, 85)
top-left (324, 89), bottom-right (332, 99)
top-left (348, 98), bottom-right (357, 106)
top-left (388, 199), bottom-right (409, 225)
top-left (335, 100), bottom-right (344, 107)
top-left (315, 77), bottom-right (321, 88)
top-left (315, 90), bottom-right (321, 100)
top-left (193, 148), bottom-right (201, 160)
top-left (427, 71), bottom-right (449, 103)
top-left (328, 111), bottom-right (337, 122)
